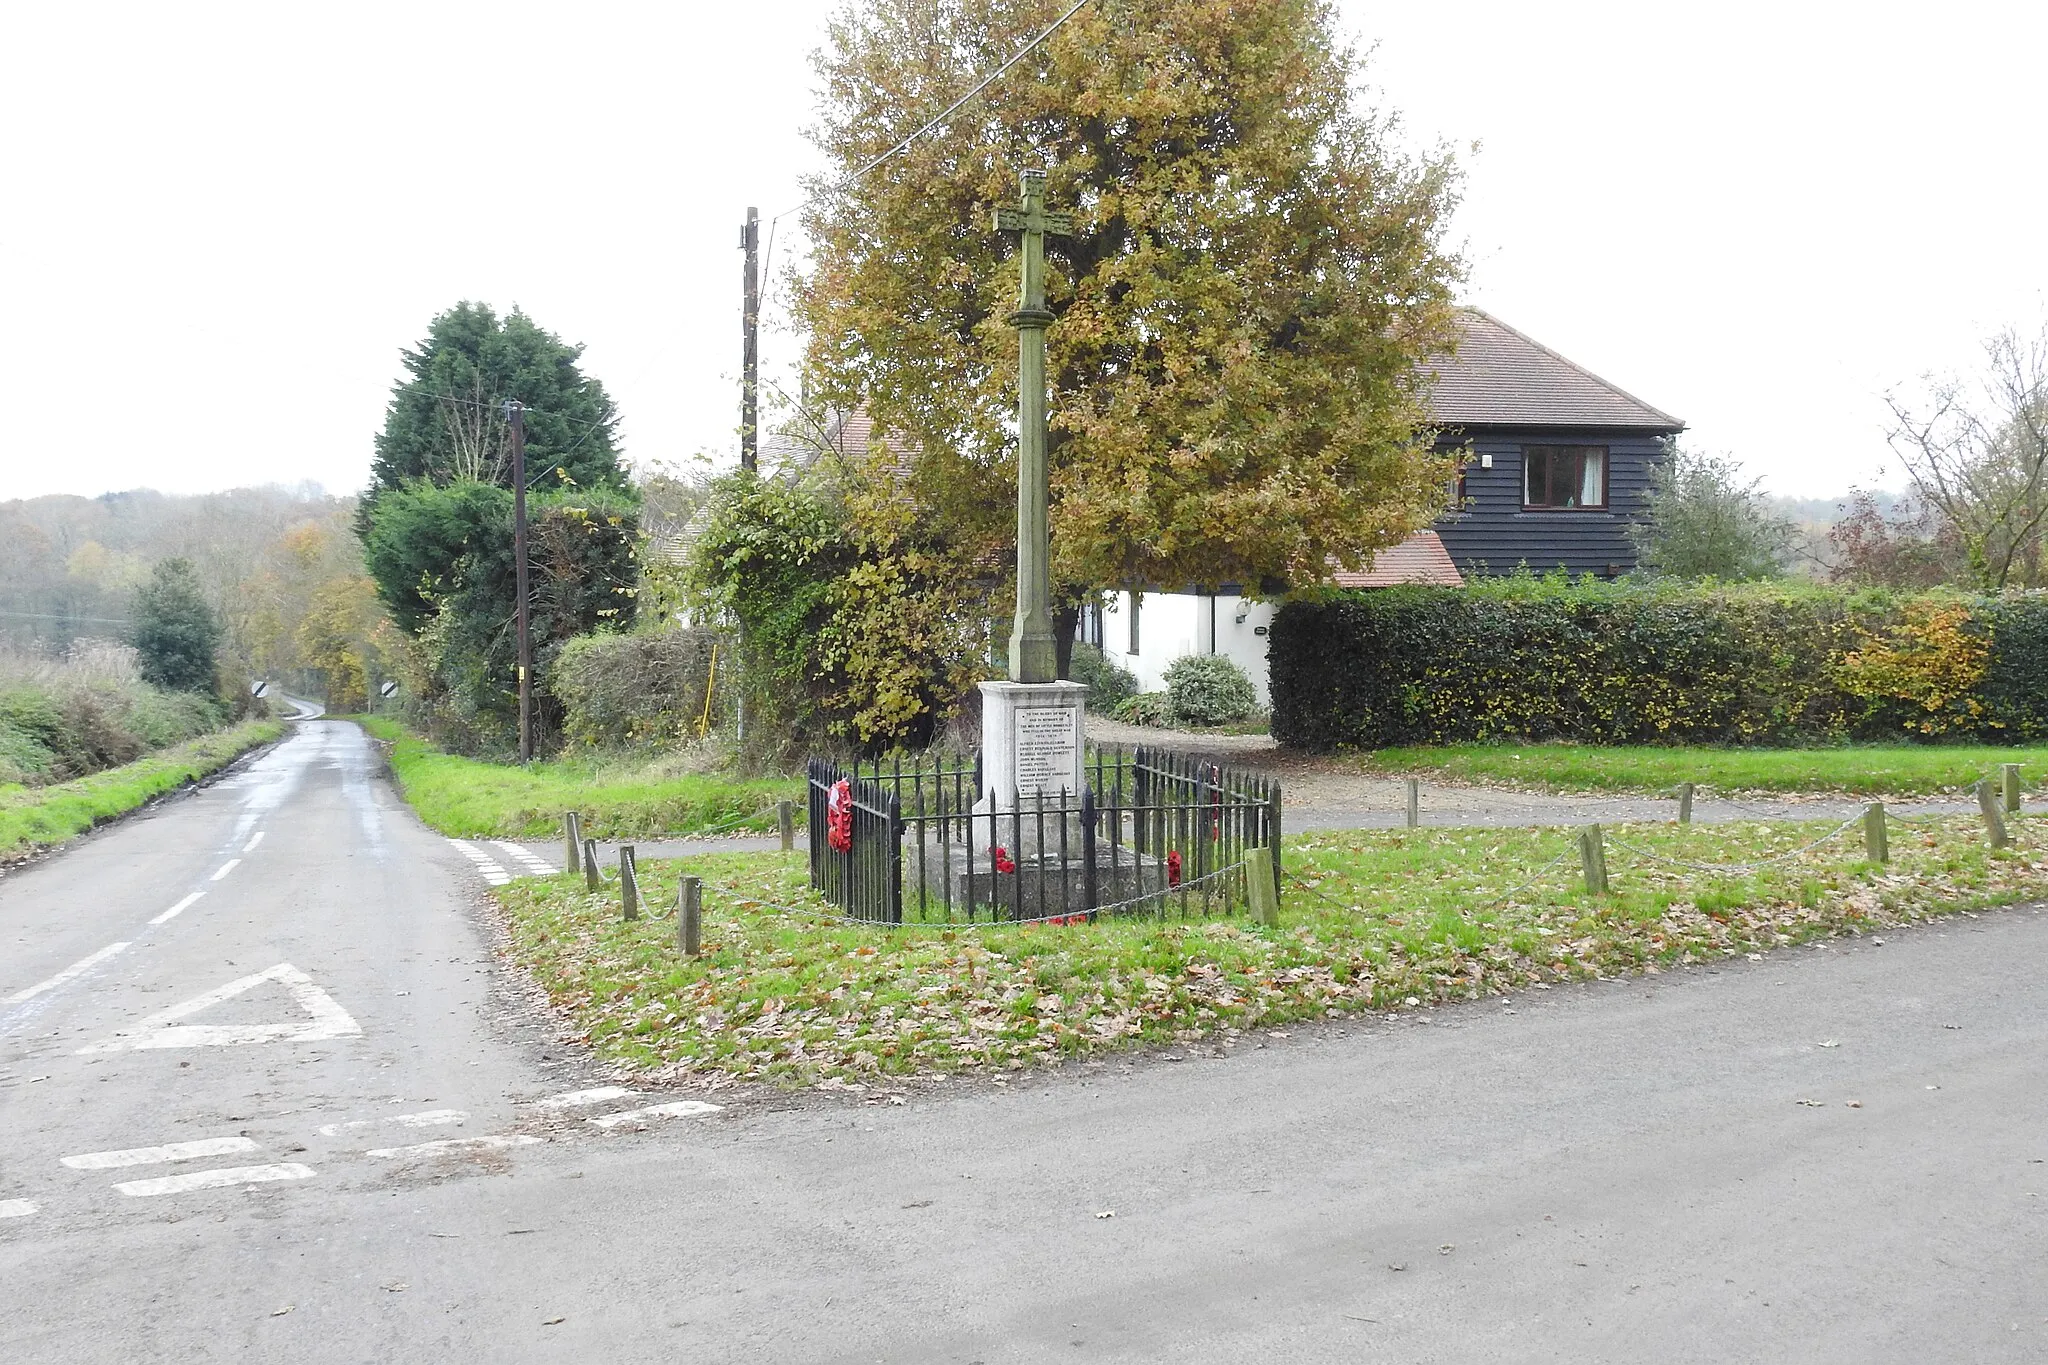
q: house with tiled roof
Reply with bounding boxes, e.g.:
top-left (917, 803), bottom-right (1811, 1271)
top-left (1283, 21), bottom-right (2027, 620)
top-left (1091, 309), bottom-right (1684, 705)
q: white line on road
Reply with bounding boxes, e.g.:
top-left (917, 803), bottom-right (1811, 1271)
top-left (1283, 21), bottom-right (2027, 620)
top-left (209, 859), bottom-right (241, 881)
top-left (243, 831), bottom-right (265, 853)
top-left (78, 962), bottom-right (362, 1052)
top-left (316, 1109), bottom-right (468, 1137)
top-left (490, 841), bottom-right (558, 876)
top-left (5, 942), bottom-right (131, 1005)
top-left (366, 1135), bottom-right (542, 1158)
top-left (446, 839), bottom-right (512, 886)
top-left (535, 1086), bottom-right (639, 1110)
top-left (62, 1136), bottom-right (262, 1170)
top-left (114, 1164), bottom-right (317, 1197)
top-left (586, 1101), bottom-right (723, 1129)
top-left (0, 1199), bottom-right (36, 1218)
top-left (150, 892), bottom-right (204, 926)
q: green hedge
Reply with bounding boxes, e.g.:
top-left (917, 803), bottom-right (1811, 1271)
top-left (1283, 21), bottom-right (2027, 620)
top-left (1269, 579), bottom-right (2048, 750)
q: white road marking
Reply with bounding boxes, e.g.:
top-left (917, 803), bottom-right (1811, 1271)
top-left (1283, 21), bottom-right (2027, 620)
top-left (535, 1086), bottom-right (638, 1110)
top-left (366, 1135), bottom-right (542, 1158)
top-left (209, 859), bottom-right (242, 881)
top-left (490, 841), bottom-right (558, 877)
top-left (114, 1163), bottom-right (317, 1197)
top-left (62, 1136), bottom-right (262, 1169)
top-left (586, 1101), bottom-right (723, 1129)
top-left (0, 1199), bottom-right (36, 1218)
top-left (446, 839), bottom-right (512, 886)
top-left (5, 942), bottom-right (131, 1005)
top-left (150, 892), bottom-right (204, 926)
top-left (78, 963), bottom-right (362, 1053)
top-left (243, 831), bottom-right (265, 853)
top-left (316, 1109), bottom-right (468, 1137)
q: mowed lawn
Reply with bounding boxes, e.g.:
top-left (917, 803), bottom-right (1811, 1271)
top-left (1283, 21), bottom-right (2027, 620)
top-left (353, 716), bottom-right (799, 840)
top-left (1368, 742), bottom-right (2048, 796)
top-left (491, 809), bottom-right (2048, 1084)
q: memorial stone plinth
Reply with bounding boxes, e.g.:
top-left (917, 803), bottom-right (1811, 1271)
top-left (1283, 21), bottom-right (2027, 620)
top-left (978, 679), bottom-right (1088, 811)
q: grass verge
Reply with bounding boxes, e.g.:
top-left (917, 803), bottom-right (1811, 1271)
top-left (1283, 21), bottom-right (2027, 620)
top-left (1369, 742), bottom-right (2048, 796)
top-left (354, 715), bottom-right (800, 840)
top-left (491, 811), bottom-right (2047, 1085)
top-left (0, 719), bottom-right (283, 862)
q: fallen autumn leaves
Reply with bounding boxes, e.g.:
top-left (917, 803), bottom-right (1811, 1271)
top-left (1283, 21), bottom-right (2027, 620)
top-left (489, 814), bottom-right (2048, 1087)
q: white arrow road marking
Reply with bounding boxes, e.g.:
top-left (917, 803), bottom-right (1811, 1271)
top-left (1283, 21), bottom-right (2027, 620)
top-left (63, 1136), bottom-right (261, 1169)
top-left (316, 1109), bottom-right (468, 1137)
top-left (77, 963), bottom-right (362, 1053)
top-left (535, 1086), bottom-right (639, 1110)
top-left (5, 942), bottom-right (131, 1005)
top-left (0, 1199), bottom-right (36, 1218)
top-left (115, 1164), bottom-right (316, 1197)
top-left (366, 1135), bottom-right (542, 1158)
top-left (209, 859), bottom-right (241, 881)
top-left (150, 892), bottom-right (204, 926)
top-left (587, 1101), bottom-right (722, 1129)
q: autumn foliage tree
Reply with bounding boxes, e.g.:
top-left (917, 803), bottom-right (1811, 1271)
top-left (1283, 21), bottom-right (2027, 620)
top-left (797, 0), bottom-right (1464, 612)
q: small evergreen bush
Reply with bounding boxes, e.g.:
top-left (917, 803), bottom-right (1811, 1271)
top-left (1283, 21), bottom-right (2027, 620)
top-left (1068, 643), bottom-right (1139, 713)
top-left (1163, 654), bottom-right (1257, 726)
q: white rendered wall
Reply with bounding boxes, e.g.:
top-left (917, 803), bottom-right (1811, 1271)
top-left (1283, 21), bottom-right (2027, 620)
top-left (1092, 590), bottom-right (1275, 709)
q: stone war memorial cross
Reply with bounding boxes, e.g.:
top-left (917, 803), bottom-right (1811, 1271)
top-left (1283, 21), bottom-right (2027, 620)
top-left (981, 168), bottom-right (1088, 810)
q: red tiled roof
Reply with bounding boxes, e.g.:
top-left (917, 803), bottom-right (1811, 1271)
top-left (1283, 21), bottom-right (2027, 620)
top-left (1329, 530), bottom-right (1465, 588)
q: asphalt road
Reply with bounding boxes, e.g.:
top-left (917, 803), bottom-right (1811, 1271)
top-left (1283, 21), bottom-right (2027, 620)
top-left (3, 719), bottom-right (2044, 1362)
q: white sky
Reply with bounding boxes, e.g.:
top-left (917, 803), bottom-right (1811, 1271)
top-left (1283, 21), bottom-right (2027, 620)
top-left (2, 0), bottom-right (2042, 503)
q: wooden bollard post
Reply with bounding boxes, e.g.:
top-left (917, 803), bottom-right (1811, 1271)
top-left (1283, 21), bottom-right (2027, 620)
top-left (619, 845), bottom-right (639, 920)
top-left (564, 811), bottom-right (583, 875)
top-left (679, 875), bottom-right (702, 956)
top-left (1578, 823), bottom-right (1609, 895)
top-left (583, 839), bottom-right (601, 892)
top-left (1246, 846), bottom-right (1279, 928)
top-left (1677, 782), bottom-right (1694, 826)
top-left (777, 799), bottom-right (795, 852)
top-left (1405, 778), bottom-right (1420, 829)
top-left (2002, 763), bottom-right (2022, 815)
top-left (1863, 802), bottom-right (1888, 863)
top-left (1977, 780), bottom-right (2010, 849)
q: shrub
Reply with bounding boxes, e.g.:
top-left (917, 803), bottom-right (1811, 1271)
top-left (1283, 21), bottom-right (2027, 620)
top-left (1269, 578), bottom-right (2048, 750)
top-left (1164, 654), bottom-right (1257, 726)
top-left (549, 626), bottom-right (729, 748)
top-left (1112, 691), bottom-right (1173, 728)
top-left (1068, 643), bottom-right (1139, 713)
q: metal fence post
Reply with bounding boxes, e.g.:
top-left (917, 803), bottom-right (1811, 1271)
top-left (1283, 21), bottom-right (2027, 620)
top-left (679, 875), bottom-right (702, 956)
top-left (1977, 780), bottom-right (2011, 849)
top-left (1405, 778), bottom-right (1420, 829)
top-left (1677, 782), bottom-right (1694, 826)
top-left (564, 811), bottom-right (582, 874)
top-left (777, 799), bottom-right (795, 851)
top-left (2002, 763), bottom-right (2023, 815)
top-left (1863, 802), bottom-right (1888, 863)
top-left (1080, 787), bottom-right (1099, 912)
top-left (1579, 823), bottom-right (1609, 894)
top-left (583, 839), bottom-right (601, 892)
top-left (619, 845), bottom-right (639, 920)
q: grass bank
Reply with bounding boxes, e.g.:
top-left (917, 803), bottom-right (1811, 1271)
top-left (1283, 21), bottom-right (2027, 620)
top-left (355, 716), bottom-right (799, 840)
top-left (1369, 742), bottom-right (2048, 796)
top-left (492, 810), bottom-right (2047, 1084)
top-left (0, 718), bottom-right (282, 862)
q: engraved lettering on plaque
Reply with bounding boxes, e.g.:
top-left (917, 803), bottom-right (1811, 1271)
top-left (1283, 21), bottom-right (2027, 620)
top-left (1013, 707), bottom-right (1078, 795)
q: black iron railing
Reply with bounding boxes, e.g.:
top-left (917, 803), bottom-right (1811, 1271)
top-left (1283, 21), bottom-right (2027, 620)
top-left (806, 748), bottom-right (1281, 926)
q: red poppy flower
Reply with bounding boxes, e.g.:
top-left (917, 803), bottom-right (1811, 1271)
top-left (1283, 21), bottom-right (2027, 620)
top-left (991, 845), bottom-right (1017, 875)
top-left (826, 779), bottom-right (854, 854)
top-left (1166, 849), bottom-right (1183, 887)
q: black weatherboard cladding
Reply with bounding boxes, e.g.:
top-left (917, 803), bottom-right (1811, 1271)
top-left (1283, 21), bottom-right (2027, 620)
top-left (1433, 428), bottom-right (1671, 577)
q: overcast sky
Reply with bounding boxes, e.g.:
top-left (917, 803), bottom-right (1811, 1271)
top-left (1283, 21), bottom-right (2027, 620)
top-left (3, 0), bottom-right (2042, 503)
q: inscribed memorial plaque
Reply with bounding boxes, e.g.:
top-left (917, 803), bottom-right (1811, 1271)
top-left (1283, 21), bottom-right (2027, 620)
top-left (1013, 707), bottom-right (1078, 795)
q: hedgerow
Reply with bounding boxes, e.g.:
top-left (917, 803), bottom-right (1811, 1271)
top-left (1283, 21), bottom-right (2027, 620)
top-left (1269, 577), bottom-right (2048, 750)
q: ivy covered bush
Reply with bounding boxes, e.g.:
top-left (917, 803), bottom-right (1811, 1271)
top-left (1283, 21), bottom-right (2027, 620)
top-left (549, 626), bottom-right (729, 749)
top-left (1269, 577), bottom-right (2048, 750)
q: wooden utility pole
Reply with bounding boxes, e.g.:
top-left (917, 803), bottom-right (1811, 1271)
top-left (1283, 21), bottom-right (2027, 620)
top-left (740, 207), bottom-right (759, 471)
top-left (509, 400), bottom-right (533, 763)
top-left (994, 169), bottom-right (1071, 683)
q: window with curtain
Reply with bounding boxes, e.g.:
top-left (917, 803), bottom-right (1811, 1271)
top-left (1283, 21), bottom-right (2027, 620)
top-left (1523, 445), bottom-right (1607, 509)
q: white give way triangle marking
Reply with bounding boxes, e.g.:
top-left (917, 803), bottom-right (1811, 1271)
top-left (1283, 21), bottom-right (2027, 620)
top-left (77, 963), bottom-right (362, 1053)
